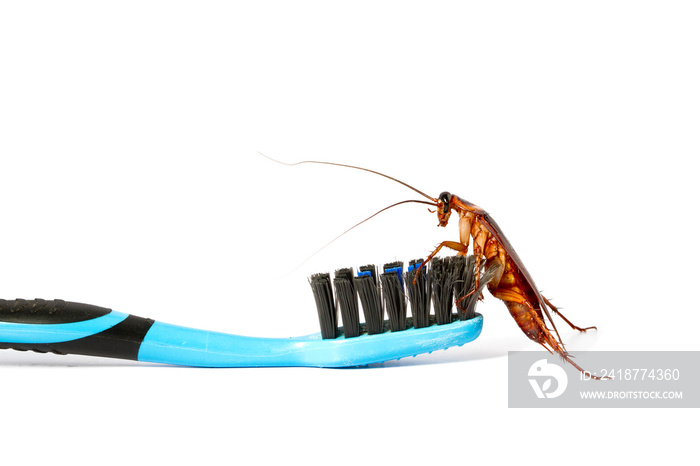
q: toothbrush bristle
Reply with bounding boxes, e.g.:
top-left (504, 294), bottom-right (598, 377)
top-left (354, 267), bottom-right (383, 335)
top-left (380, 267), bottom-right (406, 332)
top-left (454, 255), bottom-right (476, 321)
top-left (310, 256), bottom-right (492, 339)
top-left (430, 257), bottom-right (456, 325)
top-left (406, 259), bottom-right (430, 329)
top-left (309, 273), bottom-right (337, 339)
top-left (333, 268), bottom-right (360, 338)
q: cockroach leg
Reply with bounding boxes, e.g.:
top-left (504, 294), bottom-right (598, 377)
top-left (412, 240), bottom-right (467, 284)
top-left (542, 296), bottom-right (597, 332)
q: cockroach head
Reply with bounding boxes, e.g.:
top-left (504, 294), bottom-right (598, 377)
top-left (436, 191), bottom-right (452, 227)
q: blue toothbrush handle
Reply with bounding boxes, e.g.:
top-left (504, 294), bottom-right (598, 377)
top-left (0, 298), bottom-right (484, 367)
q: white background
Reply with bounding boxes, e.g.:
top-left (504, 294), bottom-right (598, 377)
top-left (1, 1), bottom-right (698, 464)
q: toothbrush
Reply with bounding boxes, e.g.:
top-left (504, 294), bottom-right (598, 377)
top-left (0, 255), bottom-right (494, 367)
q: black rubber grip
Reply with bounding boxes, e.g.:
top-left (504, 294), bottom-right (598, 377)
top-left (0, 299), bottom-right (155, 361)
top-left (0, 299), bottom-right (111, 324)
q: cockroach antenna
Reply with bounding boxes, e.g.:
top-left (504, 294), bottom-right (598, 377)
top-left (258, 152), bottom-right (438, 203)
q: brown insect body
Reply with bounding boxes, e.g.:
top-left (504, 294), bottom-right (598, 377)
top-left (427, 192), bottom-right (599, 377)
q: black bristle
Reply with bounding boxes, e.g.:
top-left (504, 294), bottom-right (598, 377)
top-left (458, 256), bottom-right (502, 320)
top-left (310, 255), bottom-right (489, 338)
top-left (382, 261), bottom-right (403, 273)
top-left (455, 255), bottom-right (478, 321)
top-left (334, 268), bottom-right (360, 338)
top-left (309, 273), bottom-right (337, 339)
top-left (355, 266), bottom-right (383, 335)
top-left (431, 257), bottom-right (458, 325)
top-left (380, 263), bottom-right (406, 332)
top-left (406, 259), bottom-right (431, 329)
top-left (358, 264), bottom-right (378, 285)
top-left (447, 255), bottom-right (470, 321)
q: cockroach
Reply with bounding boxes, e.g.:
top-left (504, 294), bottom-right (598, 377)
top-left (261, 154), bottom-right (603, 379)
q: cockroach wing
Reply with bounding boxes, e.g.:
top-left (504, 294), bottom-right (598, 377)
top-left (479, 213), bottom-right (563, 341)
